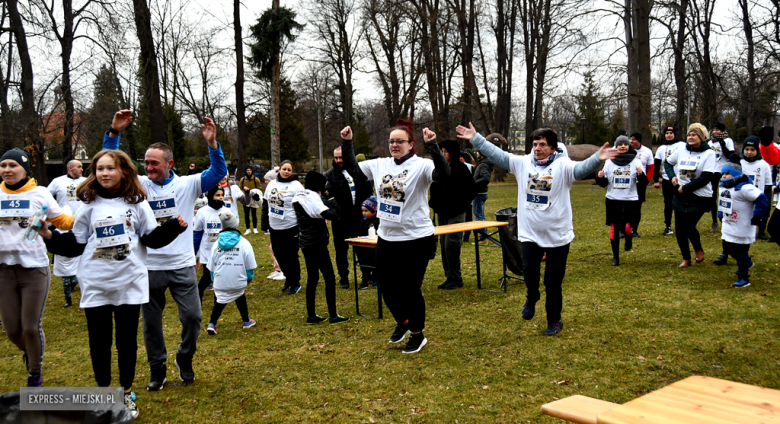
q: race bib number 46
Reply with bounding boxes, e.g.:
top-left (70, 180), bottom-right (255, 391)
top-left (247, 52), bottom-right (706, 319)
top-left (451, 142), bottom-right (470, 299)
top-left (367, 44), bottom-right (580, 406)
top-left (94, 219), bottom-right (130, 249)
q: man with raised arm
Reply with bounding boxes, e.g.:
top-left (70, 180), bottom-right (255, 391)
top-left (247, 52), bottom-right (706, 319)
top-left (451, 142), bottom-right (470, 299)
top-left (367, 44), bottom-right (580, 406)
top-left (103, 109), bottom-right (227, 390)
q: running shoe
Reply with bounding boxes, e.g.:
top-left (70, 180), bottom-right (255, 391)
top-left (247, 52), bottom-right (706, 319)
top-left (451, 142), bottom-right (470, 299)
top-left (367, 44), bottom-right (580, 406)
top-left (253, 228), bottom-right (259, 234)
top-left (206, 284), bottom-right (214, 291)
top-left (124, 392), bottom-right (139, 419)
top-left (27, 373), bottom-right (42, 387)
top-left (174, 356), bottom-right (194, 384)
top-left (267, 271), bottom-right (280, 280)
top-left (757, 233), bottom-right (769, 241)
top-left (358, 281), bottom-right (370, 290)
top-left (243, 319), bottom-right (257, 329)
top-left (733, 279), bottom-right (751, 288)
top-left (207, 323), bottom-right (217, 335)
top-left (286, 285), bottom-right (301, 295)
top-left (306, 315), bottom-right (326, 324)
top-left (329, 315), bottom-right (349, 325)
top-left (339, 278), bottom-right (349, 289)
top-left (146, 365), bottom-right (166, 391)
top-left (711, 221), bottom-right (719, 233)
top-left (713, 253), bottom-right (728, 266)
top-left (522, 298), bottom-right (536, 320)
top-left (631, 231), bottom-right (641, 238)
top-left (544, 320), bottom-right (563, 336)
top-left (442, 280), bottom-right (464, 290)
top-left (402, 333), bottom-right (427, 354)
top-left (389, 324), bottom-right (411, 344)
top-left (244, 229), bottom-right (251, 235)
top-left (662, 227), bottom-right (674, 236)
top-left (273, 273), bottom-right (287, 281)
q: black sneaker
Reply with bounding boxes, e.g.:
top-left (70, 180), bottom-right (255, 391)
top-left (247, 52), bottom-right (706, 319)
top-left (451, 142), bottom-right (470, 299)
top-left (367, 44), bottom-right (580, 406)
top-left (358, 281), bottom-right (370, 290)
top-left (662, 227), bottom-right (674, 236)
top-left (612, 257), bottom-right (619, 266)
top-left (280, 284), bottom-right (290, 292)
top-left (389, 324), bottom-right (411, 344)
top-left (372, 281), bottom-right (380, 290)
top-left (631, 231), bottom-right (641, 238)
top-left (286, 285), bottom-right (301, 295)
top-left (174, 356), bottom-right (194, 384)
top-left (146, 365), bottom-right (166, 391)
top-left (757, 233), bottom-right (770, 241)
top-left (437, 279), bottom-right (451, 289)
top-left (442, 280), bottom-right (464, 290)
top-left (339, 278), bottom-right (349, 290)
top-left (711, 222), bottom-right (719, 233)
top-left (624, 235), bottom-right (632, 251)
top-left (63, 296), bottom-right (72, 308)
top-left (402, 333), bottom-right (428, 354)
top-left (522, 298), bottom-right (536, 320)
top-left (329, 315), bottom-right (350, 325)
top-left (544, 320), bottom-right (563, 336)
top-left (713, 253), bottom-right (728, 266)
top-left (306, 315), bottom-right (326, 325)
top-left (619, 231), bottom-right (625, 239)
top-left (124, 392), bottom-right (139, 419)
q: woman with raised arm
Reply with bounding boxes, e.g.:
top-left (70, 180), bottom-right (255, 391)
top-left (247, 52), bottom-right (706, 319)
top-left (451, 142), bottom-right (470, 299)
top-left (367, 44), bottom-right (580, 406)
top-left (339, 119), bottom-right (450, 354)
top-left (456, 123), bottom-right (618, 336)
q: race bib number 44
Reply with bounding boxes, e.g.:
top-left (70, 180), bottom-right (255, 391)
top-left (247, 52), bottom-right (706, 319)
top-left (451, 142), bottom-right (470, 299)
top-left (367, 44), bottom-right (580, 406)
top-left (0, 195), bottom-right (31, 218)
top-left (378, 199), bottom-right (403, 223)
top-left (94, 219), bottom-right (130, 249)
top-left (149, 195), bottom-right (178, 220)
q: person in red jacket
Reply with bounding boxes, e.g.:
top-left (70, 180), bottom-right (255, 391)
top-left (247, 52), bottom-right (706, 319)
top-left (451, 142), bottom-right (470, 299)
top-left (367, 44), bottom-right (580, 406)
top-left (758, 125), bottom-right (780, 166)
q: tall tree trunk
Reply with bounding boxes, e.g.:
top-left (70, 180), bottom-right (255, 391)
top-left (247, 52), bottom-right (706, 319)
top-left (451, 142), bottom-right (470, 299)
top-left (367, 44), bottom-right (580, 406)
top-left (270, 0), bottom-right (281, 167)
top-left (674, 0), bottom-right (687, 133)
top-left (635, 0), bottom-right (652, 146)
top-left (8, 0), bottom-right (47, 184)
top-left (234, 0), bottom-right (248, 171)
top-left (739, 0), bottom-right (755, 135)
top-left (60, 0), bottom-right (75, 171)
top-left (0, 29), bottom-right (13, 153)
top-left (690, 0), bottom-right (718, 126)
top-left (624, 0), bottom-right (637, 133)
top-left (132, 0), bottom-right (166, 145)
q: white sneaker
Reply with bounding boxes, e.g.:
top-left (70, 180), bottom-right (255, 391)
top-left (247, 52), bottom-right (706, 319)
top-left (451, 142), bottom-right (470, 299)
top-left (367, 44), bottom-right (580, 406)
top-left (253, 228), bottom-right (259, 233)
top-left (124, 392), bottom-right (139, 418)
top-left (267, 271), bottom-right (280, 280)
top-left (273, 272), bottom-right (287, 281)
top-left (244, 229), bottom-right (251, 235)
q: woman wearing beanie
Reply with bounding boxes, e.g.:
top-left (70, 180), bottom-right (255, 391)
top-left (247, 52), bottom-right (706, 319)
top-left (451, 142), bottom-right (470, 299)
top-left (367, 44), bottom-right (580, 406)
top-left (653, 126), bottom-right (687, 235)
top-left (193, 186), bottom-right (229, 302)
top-left (292, 171), bottom-right (348, 325)
top-left (239, 166), bottom-right (263, 234)
top-left (716, 154), bottom-right (769, 287)
top-left (356, 197), bottom-right (380, 290)
top-left (206, 210), bottom-right (257, 334)
top-left (457, 123), bottom-right (618, 336)
top-left (595, 136), bottom-right (647, 266)
top-left (339, 119), bottom-right (450, 354)
top-left (0, 148), bottom-right (74, 388)
top-left (664, 123), bottom-right (719, 267)
top-left (261, 161), bottom-right (304, 294)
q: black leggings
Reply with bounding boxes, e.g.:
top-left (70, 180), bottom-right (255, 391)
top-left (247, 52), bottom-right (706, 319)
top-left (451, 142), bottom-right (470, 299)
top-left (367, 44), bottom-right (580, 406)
top-left (84, 304), bottom-right (140, 390)
top-left (270, 226), bottom-right (301, 287)
top-left (198, 265), bottom-right (212, 304)
top-left (303, 245), bottom-right (337, 318)
top-left (661, 179), bottom-right (676, 227)
top-left (521, 242), bottom-right (570, 325)
top-left (209, 295), bottom-right (249, 324)
top-left (710, 173), bottom-right (722, 223)
top-left (674, 209), bottom-right (706, 260)
top-left (243, 205), bottom-right (258, 229)
top-left (376, 235), bottom-right (436, 332)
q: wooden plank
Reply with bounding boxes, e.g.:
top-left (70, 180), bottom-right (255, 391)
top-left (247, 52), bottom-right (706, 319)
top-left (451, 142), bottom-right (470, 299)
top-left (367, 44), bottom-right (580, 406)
top-left (541, 395), bottom-right (618, 424)
top-left (345, 221), bottom-right (509, 248)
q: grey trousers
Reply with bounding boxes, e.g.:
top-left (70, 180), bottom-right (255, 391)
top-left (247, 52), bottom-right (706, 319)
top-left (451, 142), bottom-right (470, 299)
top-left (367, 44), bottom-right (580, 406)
top-left (142, 267), bottom-right (202, 368)
top-left (439, 212), bottom-right (466, 282)
top-left (0, 264), bottom-right (50, 374)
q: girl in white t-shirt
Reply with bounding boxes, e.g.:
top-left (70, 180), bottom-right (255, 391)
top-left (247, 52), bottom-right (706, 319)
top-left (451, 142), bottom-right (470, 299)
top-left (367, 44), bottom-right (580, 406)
top-left (193, 186), bottom-right (228, 303)
top-left (40, 149), bottom-right (187, 419)
top-left (595, 136), bottom-right (647, 266)
top-left (217, 175), bottom-right (249, 224)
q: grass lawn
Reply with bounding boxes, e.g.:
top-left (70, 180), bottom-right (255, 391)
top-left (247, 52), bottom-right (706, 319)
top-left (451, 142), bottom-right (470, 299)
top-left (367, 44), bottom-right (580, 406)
top-left (2, 181), bottom-right (780, 423)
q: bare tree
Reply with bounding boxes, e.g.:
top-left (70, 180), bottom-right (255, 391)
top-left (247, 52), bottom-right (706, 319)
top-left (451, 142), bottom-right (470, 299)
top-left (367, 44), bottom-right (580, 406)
top-left (132, 0), bottom-right (166, 145)
top-left (689, 0), bottom-right (720, 126)
top-left (0, 3), bottom-right (15, 153)
top-left (488, 0), bottom-right (518, 137)
top-left (234, 0), bottom-right (248, 172)
top-left (738, 0), bottom-right (756, 134)
top-left (623, 0), bottom-right (652, 146)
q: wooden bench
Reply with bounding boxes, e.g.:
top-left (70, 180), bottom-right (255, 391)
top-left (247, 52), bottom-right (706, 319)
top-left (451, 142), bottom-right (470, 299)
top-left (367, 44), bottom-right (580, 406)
top-left (541, 395), bottom-right (619, 424)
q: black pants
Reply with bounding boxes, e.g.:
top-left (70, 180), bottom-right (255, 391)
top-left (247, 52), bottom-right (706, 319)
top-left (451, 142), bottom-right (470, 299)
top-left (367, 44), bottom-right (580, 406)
top-left (198, 265), bottom-right (212, 304)
top-left (356, 247), bottom-right (376, 283)
top-left (209, 295), bottom-right (249, 324)
top-left (84, 304), bottom-right (140, 390)
top-left (521, 242), bottom-right (570, 325)
top-left (606, 199), bottom-right (637, 258)
top-left (462, 203), bottom-right (473, 241)
top-left (710, 173), bottom-right (722, 223)
top-left (722, 240), bottom-right (752, 282)
top-left (270, 226), bottom-right (301, 287)
top-left (376, 235), bottom-right (436, 332)
top-left (661, 179), bottom-right (676, 227)
top-left (768, 207), bottom-right (780, 246)
top-left (243, 206), bottom-right (258, 229)
top-left (303, 245), bottom-right (337, 318)
top-left (331, 221), bottom-right (355, 279)
top-left (631, 186), bottom-right (645, 233)
top-left (674, 209), bottom-right (706, 260)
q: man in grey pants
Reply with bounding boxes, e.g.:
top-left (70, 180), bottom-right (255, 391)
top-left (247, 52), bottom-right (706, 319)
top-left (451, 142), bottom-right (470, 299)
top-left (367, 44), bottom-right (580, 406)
top-left (103, 110), bottom-right (227, 391)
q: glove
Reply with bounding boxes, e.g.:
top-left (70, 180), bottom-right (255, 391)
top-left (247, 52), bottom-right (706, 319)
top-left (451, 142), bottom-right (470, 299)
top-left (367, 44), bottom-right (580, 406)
top-left (252, 193), bottom-right (260, 201)
top-left (751, 216), bottom-right (762, 226)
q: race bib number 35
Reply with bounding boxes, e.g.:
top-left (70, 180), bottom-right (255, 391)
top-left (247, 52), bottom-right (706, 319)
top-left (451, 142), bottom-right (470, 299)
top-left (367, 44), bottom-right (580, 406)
top-left (378, 199), bottom-right (403, 223)
top-left (525, 191), bottom-right (550, 211)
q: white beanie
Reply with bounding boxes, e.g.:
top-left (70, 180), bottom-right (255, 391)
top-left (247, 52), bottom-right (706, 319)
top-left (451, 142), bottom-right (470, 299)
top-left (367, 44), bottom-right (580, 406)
top-left (218, 211), bottom-right (239, 230)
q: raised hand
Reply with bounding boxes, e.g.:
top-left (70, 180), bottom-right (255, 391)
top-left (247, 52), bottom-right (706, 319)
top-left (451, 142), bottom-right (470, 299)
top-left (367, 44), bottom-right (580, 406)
top-left (636, 166), bottom-right (644, 175)
top-left (456, 122), bottom-right (477, 140)
top-left (201, 118), bottom-right (218, 149)
top-left (422, 128), bottom-right (436, 142)
top-left (341, 126), bottom-right (353, 140)
top-left (598, 143), bottom-right (619, 161)
top-left (111, 110), bottom-right (133, 132)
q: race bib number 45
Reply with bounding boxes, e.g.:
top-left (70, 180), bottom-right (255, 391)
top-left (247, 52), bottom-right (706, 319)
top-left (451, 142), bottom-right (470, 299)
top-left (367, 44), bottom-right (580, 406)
top-left (0, 195), bottom-right (31, 218)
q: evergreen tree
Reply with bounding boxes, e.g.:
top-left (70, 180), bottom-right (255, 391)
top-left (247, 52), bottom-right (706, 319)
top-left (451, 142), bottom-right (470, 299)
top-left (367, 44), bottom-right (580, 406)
top-left (608, 108), bottom-right (626, 141)
top-left (87, 65), bottom-right (131, 157)
top-left (352, 109), bottom-right (371, 155)
top-left (278, 78), bottom-right (310, 165)
top-left (567, 72), bottom-right (610, 145)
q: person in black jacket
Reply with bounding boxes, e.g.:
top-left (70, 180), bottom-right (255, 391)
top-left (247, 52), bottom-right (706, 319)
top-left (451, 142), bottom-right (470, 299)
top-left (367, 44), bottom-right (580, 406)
top-left (472, 150), bottom-right (494, 244)
top-left (324, 147), bottom-right (372, 289)
top-left (356, 197), bottom-right (380, 290)
top-left (292, 171), bottom-right (349, 325)
top-left (429, 139), bottom-right (478, 289)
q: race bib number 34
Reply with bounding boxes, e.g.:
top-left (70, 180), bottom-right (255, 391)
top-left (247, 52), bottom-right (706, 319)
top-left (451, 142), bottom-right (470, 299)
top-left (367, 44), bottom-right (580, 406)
top-left (378, 199), bottom-right (403, 223)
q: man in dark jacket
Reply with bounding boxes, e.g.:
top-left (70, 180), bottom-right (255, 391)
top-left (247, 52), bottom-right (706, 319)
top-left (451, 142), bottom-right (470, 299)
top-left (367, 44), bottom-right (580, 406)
top-left (472, 151), bottom-right (494, 244)
top-left (430, 139), bottom-right (478, 290)
top-left (324, 146), bottom-right (372, 289)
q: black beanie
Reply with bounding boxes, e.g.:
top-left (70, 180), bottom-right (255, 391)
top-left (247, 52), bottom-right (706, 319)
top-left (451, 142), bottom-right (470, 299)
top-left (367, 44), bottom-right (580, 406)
top-left (207, 186), bottom-right (224, 201)
top-left (305, 171), bottom-right (327, 192)
top-left (713, 122), bottom-right (726, 132)
top-left (438, 139), bottom-right (461, 157)
top-left (758, 125), bottom-right (774, 145)
top-left (0, 148), bottom-right (30, 173)
top-left (629, 132), bottom-right (642, 143)
top-left (743, 136), bottom-right (760, 151)
top-left (664, 126), bottom-right (675, 134)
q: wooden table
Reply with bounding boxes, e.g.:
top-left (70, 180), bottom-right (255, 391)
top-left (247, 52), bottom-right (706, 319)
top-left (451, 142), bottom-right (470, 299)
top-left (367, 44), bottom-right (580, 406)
top-left (344, 221), bottom-right (513, 319)
top-left (597, 376), bottom-right (780, 423)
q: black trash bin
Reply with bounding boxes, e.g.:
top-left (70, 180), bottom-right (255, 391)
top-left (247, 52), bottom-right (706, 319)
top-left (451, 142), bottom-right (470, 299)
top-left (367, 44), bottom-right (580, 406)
top-left (495, 207), bottom-right (523, 276)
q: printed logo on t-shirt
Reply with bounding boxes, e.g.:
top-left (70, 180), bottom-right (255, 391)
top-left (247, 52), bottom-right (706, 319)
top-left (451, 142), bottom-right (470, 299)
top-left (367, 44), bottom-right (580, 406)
top-left (525, 170), bottom-right (553, 210)
top-left (269, 188), bottom-right (286, 217)
top-left (379, 171), bottom-right (408, 202)
top-left (92, 210), bottom-right (134, 261)
top-left (66, 184), bottom-right (78, 202)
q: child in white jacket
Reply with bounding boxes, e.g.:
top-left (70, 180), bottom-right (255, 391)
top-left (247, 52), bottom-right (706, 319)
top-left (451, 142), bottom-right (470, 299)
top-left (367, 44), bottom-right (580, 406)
top-left (206, 211), bottom-right (257, 334)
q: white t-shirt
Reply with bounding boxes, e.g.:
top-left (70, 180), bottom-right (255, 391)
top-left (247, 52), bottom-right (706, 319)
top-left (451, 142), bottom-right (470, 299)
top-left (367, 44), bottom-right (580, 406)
top-left (209, 236), bottom-right (256, 294)
top-left (0, 185), bottom-right (68, 268)
top-left (634, 145), bottom-right (653, 174)
top-left (603, 159), bottom-right (643, 201)
top-left (48, 175), bottom-right (87, 277)
top-left (508, 154), bottom-right (578, 248)
top-left (358, 155), bottom-right (436, 241)
top-left (193, 205), bottom-right (227, 267)
top-left (72, 197), bottom-right (158, 307)
top-left (709, 137), bottom-right (735, 166)
top-left (666, 147), bottom-right (718, 198)
top-left (741, 159), bottom-right (772, 190)
top-left (265, 179), bottom-right (304, 230)
top-left (655, 142), bottom-right (686, 180)
top-left (342, 170), bottom-right (356, 204)
top-left (221, 184), bottom-right (243, 220)
top-left (138, 173), bottom-right (202, 270)
top-left (719, 184), bottom-right (763, 245)
top-left (557, 143), bottom-right (569, 157)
